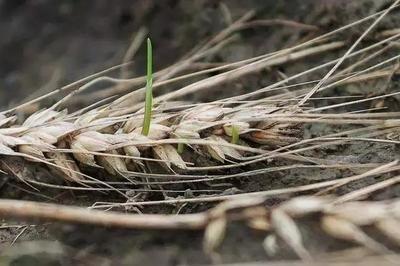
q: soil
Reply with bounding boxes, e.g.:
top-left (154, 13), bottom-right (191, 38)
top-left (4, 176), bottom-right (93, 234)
top-left (0, 0), bottom-right (400, 265)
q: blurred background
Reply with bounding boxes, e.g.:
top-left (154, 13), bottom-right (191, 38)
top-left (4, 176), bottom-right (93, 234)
top-left (0, 0), bottom-right (364, 109)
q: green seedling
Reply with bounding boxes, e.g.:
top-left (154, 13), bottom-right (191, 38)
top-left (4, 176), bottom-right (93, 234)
top-left (142, 38), bottom-right (153, 136)
top-left (231, 125), bottom-right (239, 144)
top-left (177, 142), bottom-right (185, 154)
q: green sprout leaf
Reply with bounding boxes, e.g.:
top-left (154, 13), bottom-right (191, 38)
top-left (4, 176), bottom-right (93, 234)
top-left (177, 142), bottom-right (185, 154)
top-left (142, 38), bottom-right (153, 136)
top-left (231, 125), bottom-right (239, 144)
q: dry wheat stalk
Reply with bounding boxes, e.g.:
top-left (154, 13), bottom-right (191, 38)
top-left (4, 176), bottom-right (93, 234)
top-left (1, 70), bottom-right (399, 192)
top-left (3, 94), bottom-right (397, 188)
top-left (1, 195), bottom-right (400, 260)
top-left (205, 196), bottom-right (400, 260)
top-left (0, 100), bottom-right (304, 183)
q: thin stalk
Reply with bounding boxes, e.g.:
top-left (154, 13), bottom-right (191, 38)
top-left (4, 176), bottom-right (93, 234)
top-left (142, 38), bottom-right (153, 136)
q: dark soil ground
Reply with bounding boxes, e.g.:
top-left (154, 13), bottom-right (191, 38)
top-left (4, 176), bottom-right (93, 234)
top-left (1, 0), bottom-right (400, 265)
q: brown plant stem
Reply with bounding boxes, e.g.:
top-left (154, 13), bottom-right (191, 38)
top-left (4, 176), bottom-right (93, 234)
top-left (0, 199), bottom-right (208, 230)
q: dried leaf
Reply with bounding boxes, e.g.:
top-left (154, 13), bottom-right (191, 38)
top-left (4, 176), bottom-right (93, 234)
top-left (263, 234), bottom-right (279, 256)
top-left (133, 124), bottom-right (171, 140)
top-left (0, 143), bottom-right (16, 155)
top-left (0, 115), bottom-right (16, 128)
top-left (271, 209), bottom-right (311, 260)
top-left (73, 131), bottom-right (111, 152)
top-left (24, 131), bottom-right (58, 145)
top-left (210, 197), bottom-right (266, 217)
top-left (123, 145), bottom-right (141, 158)
top-left (97, 150), bottom-right (128, 175)
top-left (152, 145), bottom-right (171, 170)
top-left (256, 106), bottom-right (301, 130)
top-left (125, 134), bottom-right (152, 152)
top-left (185, 105), bottom-right (224, 122)
top-left (389, 200), bottom-right (400, 219)
top-left (47, 151), bottom-right (83, 181)
top-left (70, 141), bottom-right (97, 166)
top-left (177, 119), bottom-right (210, 132)
top-left (0, 127), bottom-right (28, 136)
top-left (153, 144), bottom-right (186, 170)
top-left (123, 116), bottom-right (144, 133)
top-left (376, 218), bottom-right (400, 246)
top-left (248, 130), bottom-right (299, 146)
top-left (209, 135), bottom-right (242, 160)
top-left (43, 121), bottom-right (77, 139)
top-left (206, 144), bottom-right (225, 163)
top-left (247, 216), bottom-right (270, 231)
top-left (75, 109), bottom-right (102, 127)
top-left (18, 145), bottom-right (46, 162)
top-left (0, 134), bottom-right (26, 147)
top-left (20, 135), bottom-right (54, 151)
top-left (321, 215), bottom-right (389, 253)
top-left (172, 127), bottom-right (200, 139)
top-left (279, 196), bottom-right (329, 217)
top-left (163, 144), bottom-right (186, 169)
top-left (326, 202), bottom-right (387, 226)
top-left (230, 106), bottom-right (278, 121)
top-left (23, 109), bottom-right (64, 127)
top-left (203, 217), bottom-right (227, 254)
